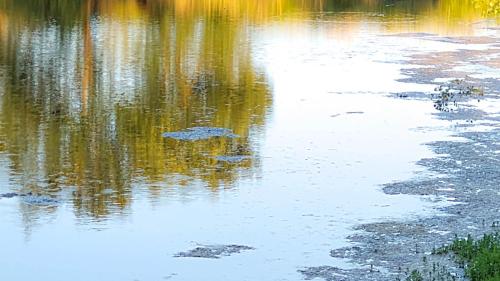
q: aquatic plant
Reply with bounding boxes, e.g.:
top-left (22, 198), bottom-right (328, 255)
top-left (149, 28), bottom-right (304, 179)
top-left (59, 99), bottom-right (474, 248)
top-left (432, 79), bottom-right (483, 112)
top-left (402, 233), bottom-right (499, 281)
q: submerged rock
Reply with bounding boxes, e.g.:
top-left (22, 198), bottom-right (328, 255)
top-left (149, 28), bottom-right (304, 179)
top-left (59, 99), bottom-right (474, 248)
top-left (174, 244), bottom-right (254, 259)
top-left (162, 127), bottom-right (239, 141)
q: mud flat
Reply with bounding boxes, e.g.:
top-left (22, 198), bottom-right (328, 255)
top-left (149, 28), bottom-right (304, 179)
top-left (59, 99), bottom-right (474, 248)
top-left (300, 32), bottom-right (500, 280)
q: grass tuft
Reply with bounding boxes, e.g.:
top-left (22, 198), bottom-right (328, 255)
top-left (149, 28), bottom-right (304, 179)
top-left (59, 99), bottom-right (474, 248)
top-left (435, 233), bottom-right (500, 281)
top-left (432, 79), bottom-right (483, 112)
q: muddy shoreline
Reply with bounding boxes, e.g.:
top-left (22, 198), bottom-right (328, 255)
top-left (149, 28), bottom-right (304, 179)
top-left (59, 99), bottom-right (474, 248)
top-left (300, 32), bottom-right (500, 281)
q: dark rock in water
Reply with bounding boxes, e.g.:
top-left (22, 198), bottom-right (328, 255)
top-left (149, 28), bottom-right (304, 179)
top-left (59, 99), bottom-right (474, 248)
top-left (174, 244), bottom-right (254, 259)
top-left (162, 127), bottom-right (239, 141)
top-left (0, 192), bottom-right (19, 199)
top-left (215, 155), bottom-right (251, 163)
top-left (22, 195), bottom-right (59, 206)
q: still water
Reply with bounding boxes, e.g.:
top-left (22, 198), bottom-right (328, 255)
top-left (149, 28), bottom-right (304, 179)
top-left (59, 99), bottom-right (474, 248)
top-left (0, 1), bottom-right (498, 280)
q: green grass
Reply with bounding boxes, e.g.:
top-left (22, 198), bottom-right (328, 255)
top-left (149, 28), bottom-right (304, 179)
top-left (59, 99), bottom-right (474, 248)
top-left (434, 233), bottom-right (500, 281)
top-left (406, 270), bottom-right (424, 281)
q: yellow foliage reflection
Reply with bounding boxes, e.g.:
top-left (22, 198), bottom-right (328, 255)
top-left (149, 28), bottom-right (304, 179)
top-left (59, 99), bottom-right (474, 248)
top-left (0, 0), bottom-right (272, 218)
top-left (0, 0), bottom-right (496, 219)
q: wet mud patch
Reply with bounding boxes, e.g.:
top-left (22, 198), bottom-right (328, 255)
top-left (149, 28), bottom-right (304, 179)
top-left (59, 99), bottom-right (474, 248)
top-left (300, 266), bottom-right (386, 281)
top-left (438, 106), bottom-right (493, 122)
top-left (422, 36), bottom-right (499, 45)
top-left (397, 47), bottom-right (500, 97)
top-left (383, 33), bottom-right (499, 44)
top-left (174, 244), bottom-right (254, 259)
top-left (315, 115), bottom-right (500, 280)
top-left (162, 127), bottom-right (239, 141)
top-left (326, 221), bottom-right (466, 279)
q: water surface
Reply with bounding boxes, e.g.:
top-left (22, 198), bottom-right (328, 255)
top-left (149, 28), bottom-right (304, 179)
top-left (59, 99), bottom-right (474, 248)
top-left (0, 1), bottom-right (498, 280)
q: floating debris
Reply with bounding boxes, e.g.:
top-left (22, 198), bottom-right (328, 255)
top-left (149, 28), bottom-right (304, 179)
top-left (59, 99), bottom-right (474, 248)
top-left (215, 155), bottom-right (251, 163)
top-left (174, 244), bottom-right (254, 259)
top-left (162, 127), bottom-right (239, 141)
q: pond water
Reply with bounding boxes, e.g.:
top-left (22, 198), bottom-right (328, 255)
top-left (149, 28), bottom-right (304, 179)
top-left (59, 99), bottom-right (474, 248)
top-left (0, 1), bottom-right (498, 280)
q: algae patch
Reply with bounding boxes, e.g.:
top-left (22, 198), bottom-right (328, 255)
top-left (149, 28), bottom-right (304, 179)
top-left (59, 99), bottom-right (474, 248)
top-left (162, 127), bottom-right (239, 141)
top-left (174, 244), bottom-right (254, 259)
